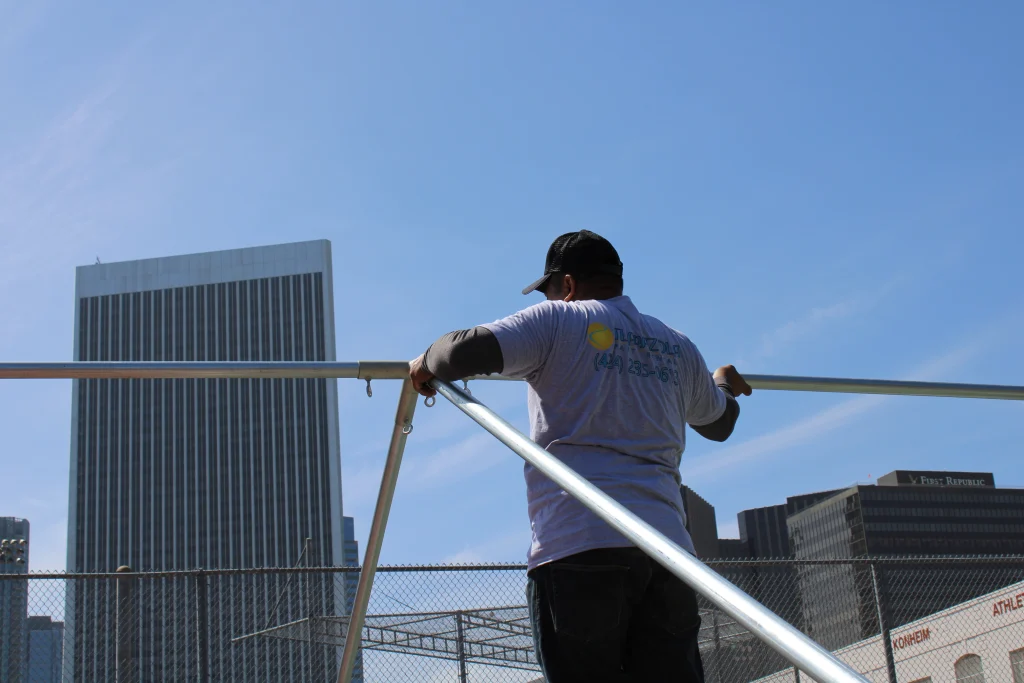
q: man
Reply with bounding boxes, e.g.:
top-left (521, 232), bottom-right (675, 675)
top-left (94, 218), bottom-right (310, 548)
top-left (409, 230), bottom-right (751, 682)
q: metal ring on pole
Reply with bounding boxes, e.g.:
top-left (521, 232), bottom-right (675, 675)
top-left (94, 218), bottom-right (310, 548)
top-left (462, 379), bottom-right (471, 395)
top-left (402, 423), bottom-right (413, 435)
top-left (365, 379), bottom-right (373, 398)
top-left (424, 396), bottom-right (436, 408)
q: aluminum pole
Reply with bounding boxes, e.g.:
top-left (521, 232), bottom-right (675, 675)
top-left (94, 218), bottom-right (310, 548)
top-left (431, 380), bottom-right (870, 683)
top-left (338, 379), bottom-right (419, 683)
top-left (0, 361), bottom-right (362, 379)
top-left (0, 362), bottom-right (1021, 401)
top-left (742, 374), bottom-right (1024, 400)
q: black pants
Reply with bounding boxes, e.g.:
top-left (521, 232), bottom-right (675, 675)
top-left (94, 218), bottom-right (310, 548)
top-left (527, 547), bottom-right (705, 682)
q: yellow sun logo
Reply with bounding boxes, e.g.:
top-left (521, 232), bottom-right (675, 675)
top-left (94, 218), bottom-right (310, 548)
top-left (587, 322), bottom-right (614, 351)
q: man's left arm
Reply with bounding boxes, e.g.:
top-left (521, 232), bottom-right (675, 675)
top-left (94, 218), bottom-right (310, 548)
top-left (409, 327), bottom-right (504, 396)
top-left (683, 339), bottom-right (752, 443)
top-left (690, 377), bottom-right (742, 442)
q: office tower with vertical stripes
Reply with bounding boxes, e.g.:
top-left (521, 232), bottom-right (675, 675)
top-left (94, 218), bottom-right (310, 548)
top-left (27, 616), bottom-right (64, 683)
top-left (65, 241), bottom-right (344, 681)
top-left (0, 517), bottom-right (30, 683)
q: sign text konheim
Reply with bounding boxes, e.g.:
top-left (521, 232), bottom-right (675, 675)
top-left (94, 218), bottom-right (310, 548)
top-left (892, 627), bottom-right (931, 650)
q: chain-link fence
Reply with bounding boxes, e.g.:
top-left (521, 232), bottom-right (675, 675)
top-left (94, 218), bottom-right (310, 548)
top-left (3, 556), bottom-right (1024, 682)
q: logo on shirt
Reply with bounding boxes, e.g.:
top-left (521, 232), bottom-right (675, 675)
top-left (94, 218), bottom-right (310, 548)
top-left (586, 322), bottom-right (614, 351)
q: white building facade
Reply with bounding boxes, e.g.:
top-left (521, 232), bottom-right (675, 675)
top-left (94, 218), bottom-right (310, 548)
top-left (757, 578), bottom-right (1024, 682)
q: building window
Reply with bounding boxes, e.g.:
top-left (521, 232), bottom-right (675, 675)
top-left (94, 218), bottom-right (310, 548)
top-left (954, 654), bottom-right (985, 682)
top-left (1011, 648), bottom-right (1024, 683)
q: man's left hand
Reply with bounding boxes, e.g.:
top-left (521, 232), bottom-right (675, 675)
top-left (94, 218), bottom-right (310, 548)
top-left (714, 364), bottom-right (752, 397)
top-left (409, 354), bottom-right (437, 397)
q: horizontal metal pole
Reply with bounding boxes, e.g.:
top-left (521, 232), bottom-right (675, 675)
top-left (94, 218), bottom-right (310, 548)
top-left (0, 362), bottom-right (1020, 401)
top-left (432, 380), bottom-right (869, 683)
top-left (0, 361), bottom-right (393, 380)
top-left (744, 374), bottom-right (1024, 400)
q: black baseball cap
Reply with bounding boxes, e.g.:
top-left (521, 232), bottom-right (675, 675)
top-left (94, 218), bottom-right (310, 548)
top-left (521, 230), bottom-right (624, 295)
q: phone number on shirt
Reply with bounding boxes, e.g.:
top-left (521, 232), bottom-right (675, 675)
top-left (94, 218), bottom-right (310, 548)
top-left (593, 351), bottom-right (680, 385)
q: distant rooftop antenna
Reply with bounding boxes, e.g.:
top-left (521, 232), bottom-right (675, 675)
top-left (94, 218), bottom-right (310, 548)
top-left (95, 257), bottom-right (101, 264)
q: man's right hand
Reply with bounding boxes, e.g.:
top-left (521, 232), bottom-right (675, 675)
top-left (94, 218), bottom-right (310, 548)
top-left (714, 365), bottom-right (752, 397)
top-left (409, 354), bottom-right (437, 397)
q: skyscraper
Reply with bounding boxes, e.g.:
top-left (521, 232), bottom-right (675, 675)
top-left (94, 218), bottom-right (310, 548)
top-left (736, 490), bottom-right (842, 559)
top-left (789, 470), bottom-right (1024, 650)
top-left (0, 517), bottom-right (29, 683)
top-left (680, 486), bottom-right (719, 559)
top-left (27, 616), bottom-right (63, 683)
top-left (65, 241), bottom-right (344, 681)
top-left (728, 490), bottom-right (843, 639)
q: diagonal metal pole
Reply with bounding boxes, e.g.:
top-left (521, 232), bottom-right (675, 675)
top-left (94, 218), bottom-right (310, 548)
top-left (337, 378), bottom-right (419, 683)
top-left (431, 379), bottom-right (870, 683)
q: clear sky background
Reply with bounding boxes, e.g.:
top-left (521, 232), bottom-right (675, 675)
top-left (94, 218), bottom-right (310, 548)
top-left (1, 2), bottom-right (1022, 571)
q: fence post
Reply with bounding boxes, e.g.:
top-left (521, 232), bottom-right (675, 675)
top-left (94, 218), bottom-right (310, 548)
top-left (711, 608), bottom-right (721, 683)
top-left (116, 565), bottom-right (138, 683)
top-left (195, 570), bottom-right (210, 683)
top-left (305, 539), bottom-right (314, 683)
top-left (455, 611), bottom-right (468, 683)
top-left (870, 563), bottom-right (898, 683)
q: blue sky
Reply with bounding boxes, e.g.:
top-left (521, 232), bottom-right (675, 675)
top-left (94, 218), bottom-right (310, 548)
top-left (1, 2), bottom-right (1023, 571)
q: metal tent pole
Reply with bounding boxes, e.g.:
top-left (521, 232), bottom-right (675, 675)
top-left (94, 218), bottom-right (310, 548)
top-left (0, 362), bottom-right (1021, 402)
top-left (431, 379), bottom-right (870, 683)
top-left (741, 374), bottom-right (1024, 400)
top-left (337, 379), bottom-right (419, 683)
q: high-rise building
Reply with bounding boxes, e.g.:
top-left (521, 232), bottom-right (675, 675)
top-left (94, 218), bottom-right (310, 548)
top-left (737, 490), bottom-right (841, 559)
top-left (721, 489), bottom-right (843, 653)
top-left (0, 517), bottom-right (29, 683)
top-left (788, 470), bottom-right (1024, 650)
top-left (680, 486), bottom-right (719, 559)
top-left (65, 241), bottom-right (344, 681)
top-left (343, 516), bottom-right (363, 683)
top-left (27, 616), bottom-right (63, 683)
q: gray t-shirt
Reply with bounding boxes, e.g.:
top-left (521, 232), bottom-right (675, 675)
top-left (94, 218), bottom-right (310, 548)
top-left (483, 295), bottom-right (727, 570)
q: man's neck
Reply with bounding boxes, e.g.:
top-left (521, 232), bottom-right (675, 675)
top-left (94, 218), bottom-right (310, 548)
top-left (574, 293), bottom-right (622, 302)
